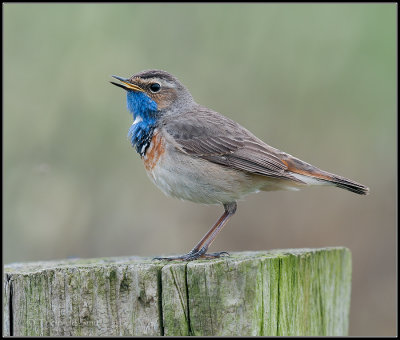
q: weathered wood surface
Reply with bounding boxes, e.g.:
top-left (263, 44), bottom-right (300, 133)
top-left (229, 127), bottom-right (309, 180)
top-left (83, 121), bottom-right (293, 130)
top-left (3, 247), bottom-right (351, 336)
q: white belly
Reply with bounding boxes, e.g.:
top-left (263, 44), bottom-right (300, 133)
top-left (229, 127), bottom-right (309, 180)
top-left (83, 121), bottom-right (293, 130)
top-left (145, 148), bottom-right (263, 205)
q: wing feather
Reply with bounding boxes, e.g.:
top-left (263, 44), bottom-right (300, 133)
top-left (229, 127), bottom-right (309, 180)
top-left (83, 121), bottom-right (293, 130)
top-left (162, 107), bottom-right (305, 183)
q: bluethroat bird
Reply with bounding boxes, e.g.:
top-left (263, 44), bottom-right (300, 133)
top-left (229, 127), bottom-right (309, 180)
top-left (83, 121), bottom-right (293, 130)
top-left (110, 69), bottom-right (369, 261)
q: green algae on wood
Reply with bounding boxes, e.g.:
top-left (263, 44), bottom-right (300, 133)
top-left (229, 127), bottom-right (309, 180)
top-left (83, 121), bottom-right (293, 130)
top-left (3, 248), bottom-right (351, 336)
top-left (4, 257), bottom-right (164, 336)
top-left (160, 262), bottom-right (190, 336)
top-left (275, 248), bottom-right (351, 336)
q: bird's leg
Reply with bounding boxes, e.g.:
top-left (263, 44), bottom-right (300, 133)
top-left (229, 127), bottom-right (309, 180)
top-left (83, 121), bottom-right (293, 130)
top-left (188, 202), bottom-right (237, 259)
top-left (153, 202), bottom-right (237, 261)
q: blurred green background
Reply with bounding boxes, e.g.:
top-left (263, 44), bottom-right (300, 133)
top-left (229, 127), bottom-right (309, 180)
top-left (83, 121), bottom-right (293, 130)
top-left (3, 3), bottom-right (396, 336)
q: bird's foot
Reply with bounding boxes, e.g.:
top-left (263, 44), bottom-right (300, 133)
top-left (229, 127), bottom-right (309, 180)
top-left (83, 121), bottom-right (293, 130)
top-left (200, 251), bottom-right (230, 259)
top-left (153, 248), bottom-right (230, 261)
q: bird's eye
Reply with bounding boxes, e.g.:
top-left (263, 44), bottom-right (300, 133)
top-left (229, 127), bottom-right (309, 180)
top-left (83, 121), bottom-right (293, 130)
top-left (149, 83), bottom-right (161, 93)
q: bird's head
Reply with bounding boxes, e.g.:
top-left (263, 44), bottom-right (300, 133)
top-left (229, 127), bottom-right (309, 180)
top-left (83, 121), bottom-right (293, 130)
top-left (110, 69), bottom-right (195, 118)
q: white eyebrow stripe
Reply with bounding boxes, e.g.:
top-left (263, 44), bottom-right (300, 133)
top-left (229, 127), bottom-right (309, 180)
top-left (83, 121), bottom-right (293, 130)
top-left (146, 78), bottom-right (175, 88)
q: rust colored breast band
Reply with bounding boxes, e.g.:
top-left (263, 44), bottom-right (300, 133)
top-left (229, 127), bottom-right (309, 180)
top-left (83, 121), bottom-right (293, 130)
top-left (144, 131), bottom-right (166, 171)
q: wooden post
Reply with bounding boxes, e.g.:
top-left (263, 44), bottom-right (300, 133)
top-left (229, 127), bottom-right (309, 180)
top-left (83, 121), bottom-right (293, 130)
top-left (3, 247), bottom-right (351, 336)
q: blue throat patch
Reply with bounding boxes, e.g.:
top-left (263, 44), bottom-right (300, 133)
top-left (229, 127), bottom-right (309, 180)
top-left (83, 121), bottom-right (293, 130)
top-left (126, 91), bottom-right (159, 157)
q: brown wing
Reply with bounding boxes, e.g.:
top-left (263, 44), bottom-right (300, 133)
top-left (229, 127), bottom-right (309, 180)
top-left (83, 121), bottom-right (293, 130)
top-left (161, 107), bottom-right (305, 183)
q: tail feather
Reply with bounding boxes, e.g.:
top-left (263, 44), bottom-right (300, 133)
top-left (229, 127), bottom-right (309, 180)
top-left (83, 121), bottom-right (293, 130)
top-left (281, 156), bottom-right (369, 195)
top-left (325, 174), bottom-right (369, 195)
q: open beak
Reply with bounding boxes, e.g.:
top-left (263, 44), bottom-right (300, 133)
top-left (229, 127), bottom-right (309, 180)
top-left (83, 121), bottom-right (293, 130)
top-left (110, 75), bottom-right (144, 92)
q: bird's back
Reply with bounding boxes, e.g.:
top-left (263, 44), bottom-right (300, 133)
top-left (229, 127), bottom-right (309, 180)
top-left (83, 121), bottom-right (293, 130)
top-left (159, 106), bottom-right (369, 196)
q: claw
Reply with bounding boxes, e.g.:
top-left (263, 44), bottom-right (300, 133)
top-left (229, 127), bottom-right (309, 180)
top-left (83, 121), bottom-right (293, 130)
top-left (152, 250), bottom-right (229, 261)
top-left (201, 251), bottom-right (230, 259)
